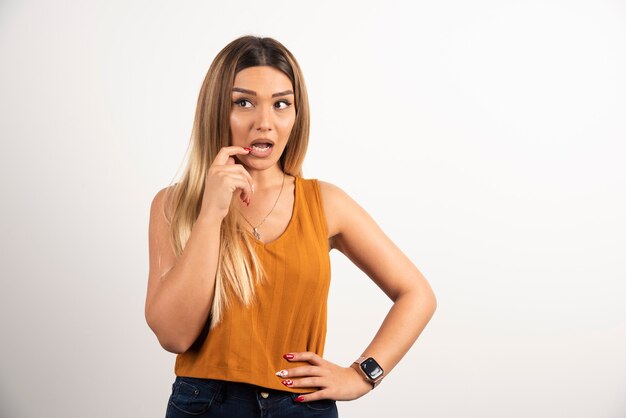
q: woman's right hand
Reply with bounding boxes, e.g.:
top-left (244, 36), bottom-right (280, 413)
top-left (199, 146), bottom-right (254, 220)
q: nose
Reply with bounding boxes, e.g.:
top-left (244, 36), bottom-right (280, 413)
top-left (255, 104), bottom-right (272, 132)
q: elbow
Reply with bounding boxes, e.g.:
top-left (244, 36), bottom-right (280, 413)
top-left (151, 325), bottom-right (192, 354)
top-left (145, 310), bottom-right (193, 355)
top-left (159, 338), bottom-right (188, 355)
top-left (421, 283), bottom-right (437, 316)
top-left (428, 291), bottom-right (437, 316)
top-left (401, 282), bottom-right (437, 316)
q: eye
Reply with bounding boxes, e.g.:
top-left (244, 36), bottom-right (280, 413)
top-left (275, 100), bottom-right (292, 110)
top-left (233, 98), bottom-right (252, 108)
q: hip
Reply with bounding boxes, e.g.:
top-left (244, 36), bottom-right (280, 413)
top-left (165, 376), bottom-right (338, 418)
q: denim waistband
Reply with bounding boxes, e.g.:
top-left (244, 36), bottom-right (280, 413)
top-left (176, 376), bottom-right (298, 404)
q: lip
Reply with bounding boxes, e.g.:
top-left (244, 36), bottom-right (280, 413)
top-left (248, 139), bottom-right (274, 158)
top-left (250, 138), bottom-right (275, 146)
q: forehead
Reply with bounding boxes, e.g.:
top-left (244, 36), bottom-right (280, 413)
top-left (232, 66), bottom-right (293, 93)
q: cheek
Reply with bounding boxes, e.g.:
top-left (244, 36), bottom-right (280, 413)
top-left (230, 114), bottom-right (248, 140)
top-left (230, 113), bottom-right (245, 130)
top-left (277, 114), bottom-right (296, 134)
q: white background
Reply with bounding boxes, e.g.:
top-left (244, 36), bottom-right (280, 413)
top-left (1, 1), bottom-right (625, 417)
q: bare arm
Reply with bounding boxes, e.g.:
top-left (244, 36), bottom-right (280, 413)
top-left (144, 192), bottom-right (222, 354)
top-left (328, 184), bottom-right (437, 379)
top-left (144, 146), bottom-right (254, 354)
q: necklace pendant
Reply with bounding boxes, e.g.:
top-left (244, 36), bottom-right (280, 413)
top-left (252, 228), bottom-right (261, 240)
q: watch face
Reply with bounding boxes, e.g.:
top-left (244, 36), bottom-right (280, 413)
top-left (361, 357), bottom-right (384, 380)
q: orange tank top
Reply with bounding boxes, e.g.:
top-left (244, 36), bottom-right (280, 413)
top-left (174, 176), bottom-right (331, 393)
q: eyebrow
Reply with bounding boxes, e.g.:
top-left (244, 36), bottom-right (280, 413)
top-left (232, 87), bottom-right (294, 97)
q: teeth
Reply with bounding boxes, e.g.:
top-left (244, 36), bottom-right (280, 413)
top-left (252, 144), bottom-right (271, 149)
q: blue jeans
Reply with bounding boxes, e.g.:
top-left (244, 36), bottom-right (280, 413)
top-left (165, 376), bottom-right (339, 418)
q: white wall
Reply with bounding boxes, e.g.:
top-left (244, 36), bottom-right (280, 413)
top-left (1, 0), bottom-right (625, 417)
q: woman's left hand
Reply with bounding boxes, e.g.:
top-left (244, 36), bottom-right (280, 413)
top-left (275, 351), bottom-right (373, 402)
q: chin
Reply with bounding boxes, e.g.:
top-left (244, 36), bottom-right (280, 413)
top-left (248, 160), bottom-right (281, 170)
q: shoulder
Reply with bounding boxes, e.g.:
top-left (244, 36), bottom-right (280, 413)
top-left (150, 183), bottom-right (178, 224)
top-left (314, 179), bottom-right (387, 255)
top-left (305, 178), bottom-right (351, 209)
top-left (311, 179), bottom-right (362, 245)
top-left (297, 177), bottom-right (345, 203)
top-left (316, 179), bottom-right (349, 205)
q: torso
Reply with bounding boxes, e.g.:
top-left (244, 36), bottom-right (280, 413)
top-left (174, 176), bottom-right (334, 392)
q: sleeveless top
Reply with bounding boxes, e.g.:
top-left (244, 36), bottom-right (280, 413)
top-left (174, 176), bottom-right (331, 393)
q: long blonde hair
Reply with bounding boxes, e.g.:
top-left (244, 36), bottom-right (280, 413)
top-left (163, 35), bottom-right (310, 330)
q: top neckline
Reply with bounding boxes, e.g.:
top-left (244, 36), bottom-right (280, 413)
top-left (245, 175), bottom-right (299, 248)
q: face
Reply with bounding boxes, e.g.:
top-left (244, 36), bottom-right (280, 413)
top-left (230, 65), bottom-right (296, 170)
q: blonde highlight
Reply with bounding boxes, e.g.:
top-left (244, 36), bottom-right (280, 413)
top-left (162, 35), bottom-right (310, 331)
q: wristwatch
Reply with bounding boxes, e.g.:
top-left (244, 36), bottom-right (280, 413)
top-left (352, 356), bottom-right (384, 388)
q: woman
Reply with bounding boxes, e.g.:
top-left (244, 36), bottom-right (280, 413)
top-left (145, 35), bottom-right (437, 418)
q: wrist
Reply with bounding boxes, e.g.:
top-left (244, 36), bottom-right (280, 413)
top-left (347, 364), bottom-right (373, 395)
top-left (351, 356), bottom-right (385, 389)
top-left (197, 209), bottom-right (225, 226)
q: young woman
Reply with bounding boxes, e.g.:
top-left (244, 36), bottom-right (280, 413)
top-left (145, 35), bottom-right (437, 418)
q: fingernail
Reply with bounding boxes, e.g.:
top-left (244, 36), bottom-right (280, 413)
top-left (244, 147), bottom-right (252, 151)
top-left (275, 370), bottom-right (288, 377)
top-left (295, 396), bottom-right (304, 402)
top-left (283, 353), bottom-right (294, 360)
top-left (281, 379), bottom-right (293, 386)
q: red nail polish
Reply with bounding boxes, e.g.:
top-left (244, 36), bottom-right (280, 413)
top-left (295, 396), bottom-right (304, 402)
top-left (243, 147), bottom-right (252, 151)
top-left (283, 353), bottom-right (294, 360)
top-left (282, 379), bottom-right (293, 386)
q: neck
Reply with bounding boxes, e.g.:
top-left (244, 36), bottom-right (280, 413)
top-left (247, 163), bottom-right (286, 190)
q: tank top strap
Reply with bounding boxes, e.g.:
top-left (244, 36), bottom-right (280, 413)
top-left (296, 177), bottom-right (329, 249)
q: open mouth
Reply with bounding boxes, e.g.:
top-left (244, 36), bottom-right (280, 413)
top-left (252, 143), bottom-right (272, 150)
top-left (249, 142), bottom-right (273, 157)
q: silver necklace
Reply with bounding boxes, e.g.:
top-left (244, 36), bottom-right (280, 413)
top-left (239, 172), bottom-right (286, 240)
